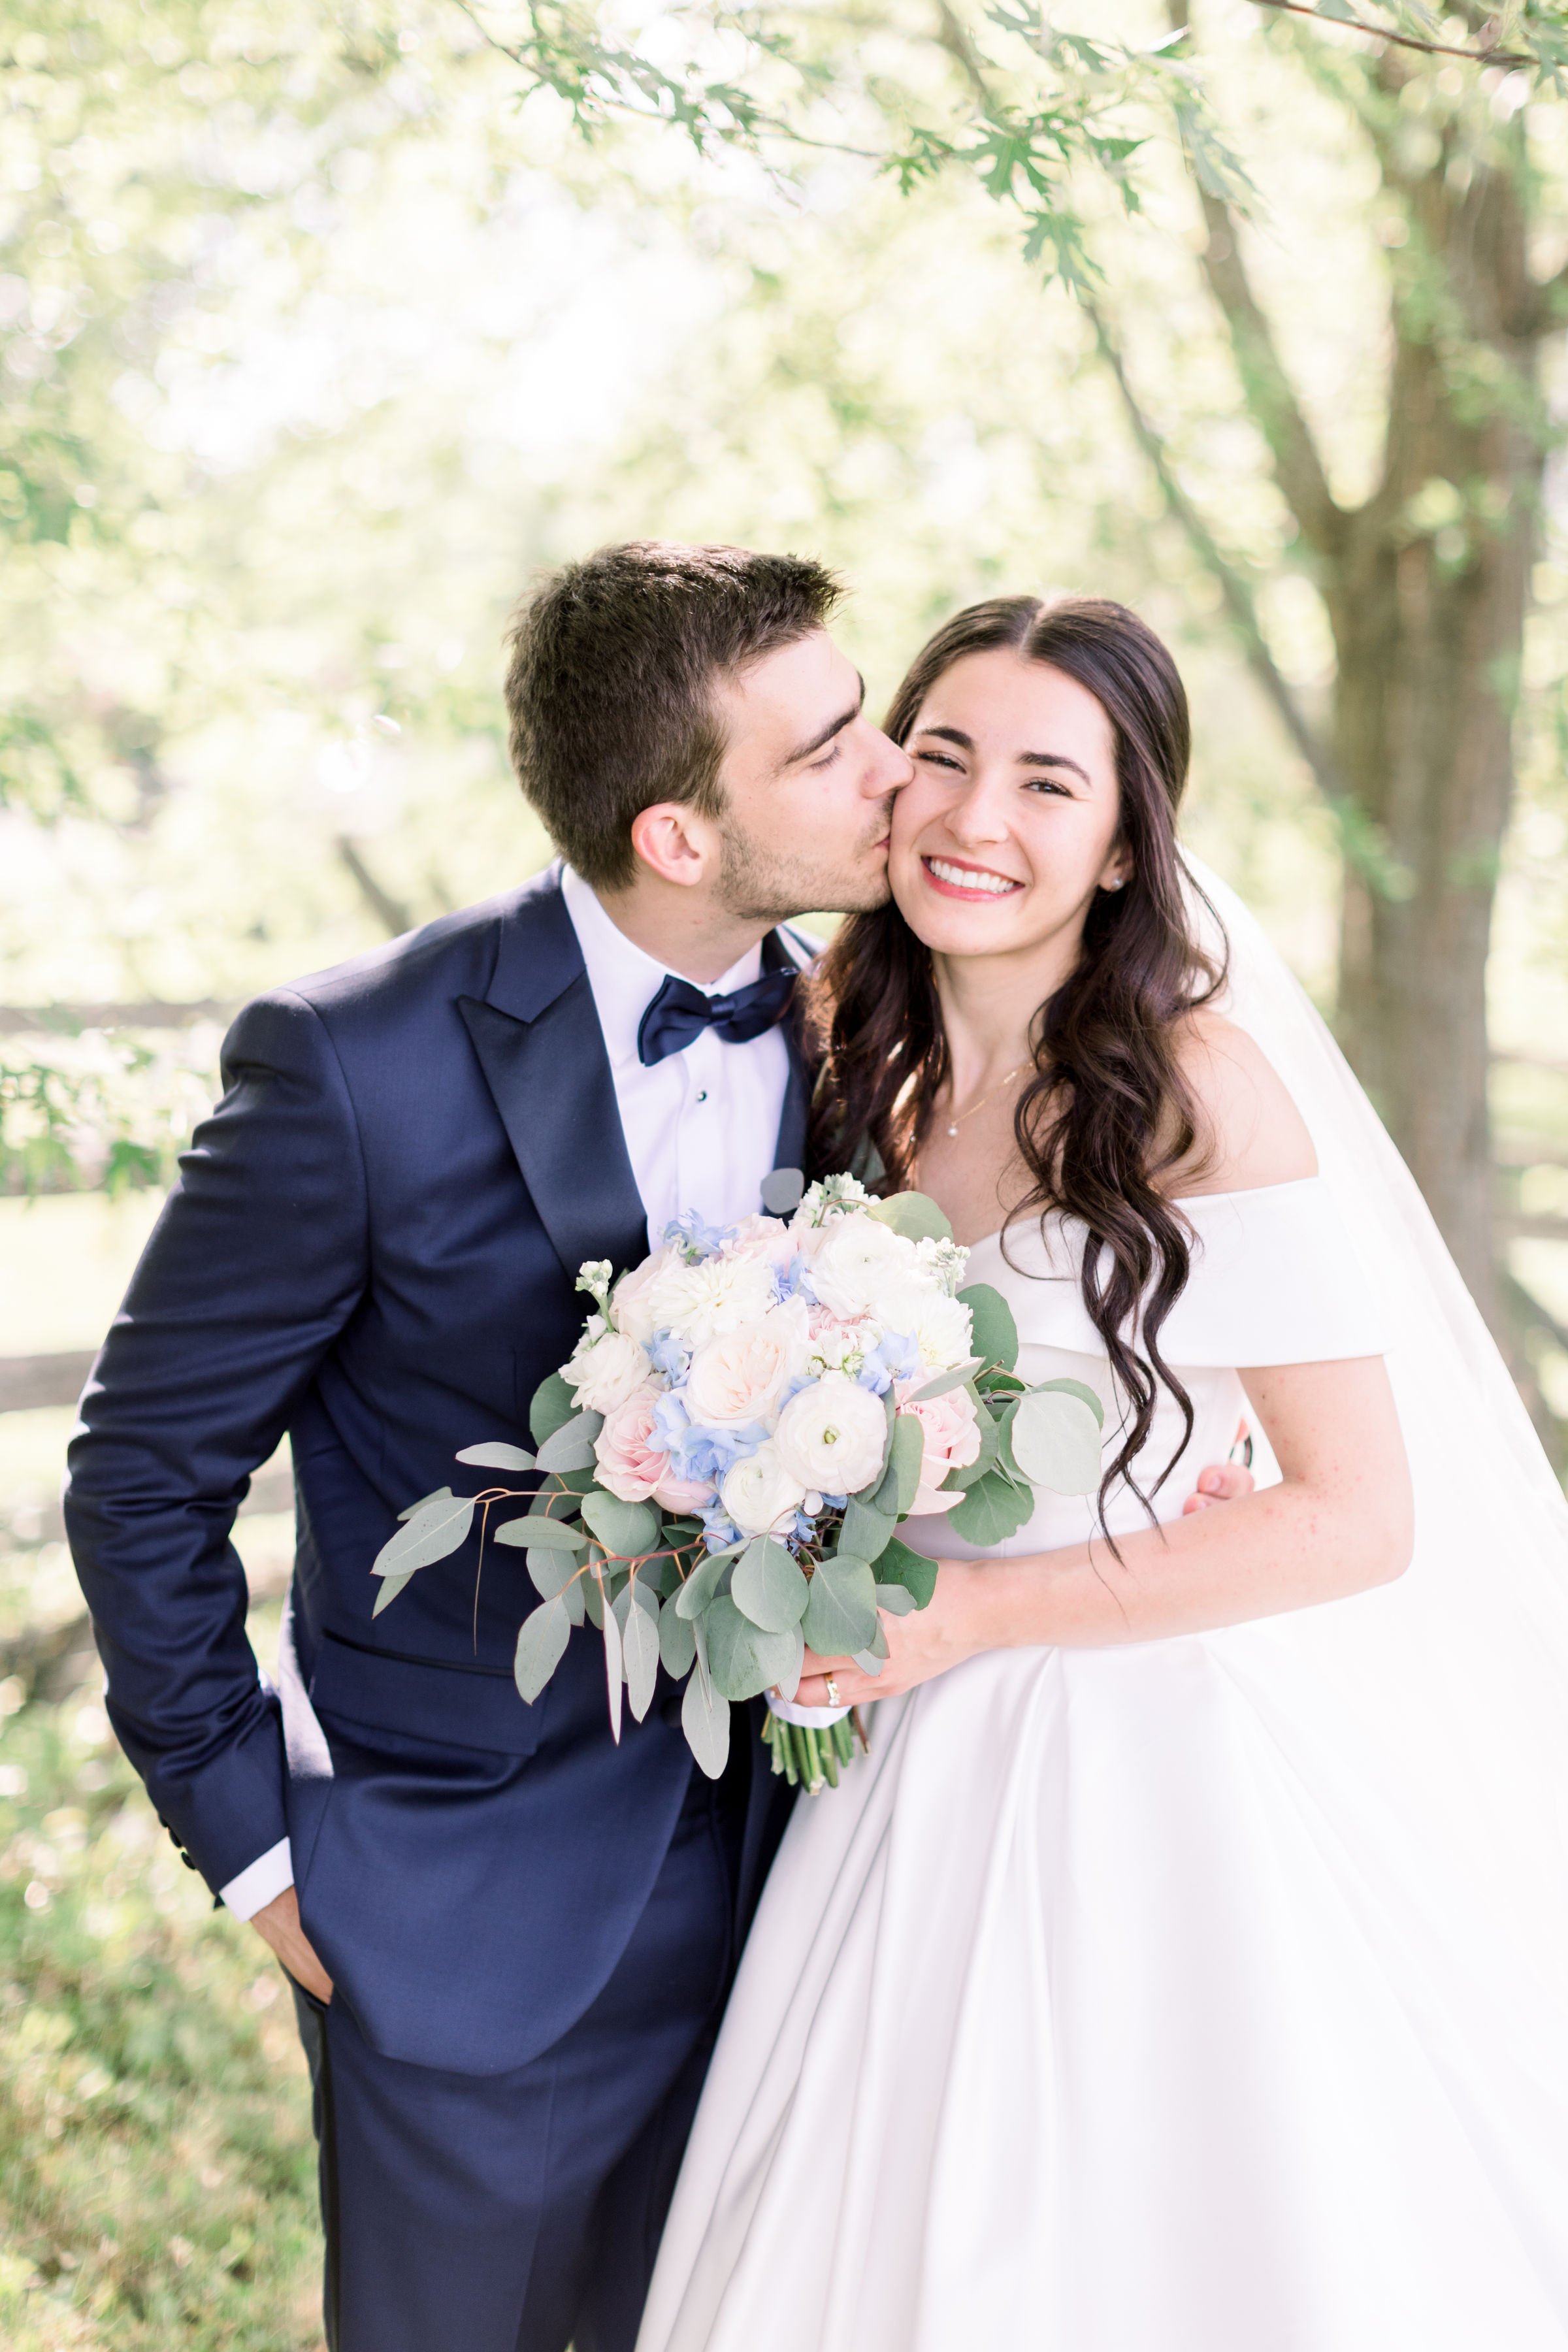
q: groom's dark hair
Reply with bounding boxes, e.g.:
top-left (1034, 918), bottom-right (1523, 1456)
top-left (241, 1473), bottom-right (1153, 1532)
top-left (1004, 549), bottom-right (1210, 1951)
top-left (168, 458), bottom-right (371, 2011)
top-left (504, 540), bottom-right (841, 888)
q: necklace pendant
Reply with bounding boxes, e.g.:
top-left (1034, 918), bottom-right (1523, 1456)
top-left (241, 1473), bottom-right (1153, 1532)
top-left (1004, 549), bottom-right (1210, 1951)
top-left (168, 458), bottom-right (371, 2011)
top-left (947, 1123), bottom-right (958, 1137)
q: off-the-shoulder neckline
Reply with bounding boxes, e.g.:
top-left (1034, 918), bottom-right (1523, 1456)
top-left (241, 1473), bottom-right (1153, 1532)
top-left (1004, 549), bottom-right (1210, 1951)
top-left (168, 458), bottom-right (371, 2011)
top-left (961, 1173), bottom-right (1327, 1256)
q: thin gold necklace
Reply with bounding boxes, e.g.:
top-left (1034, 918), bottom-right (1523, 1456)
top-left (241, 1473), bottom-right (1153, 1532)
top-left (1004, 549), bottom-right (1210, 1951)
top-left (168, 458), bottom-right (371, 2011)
top-left (938, 1063), bottom-right (1027, 1139)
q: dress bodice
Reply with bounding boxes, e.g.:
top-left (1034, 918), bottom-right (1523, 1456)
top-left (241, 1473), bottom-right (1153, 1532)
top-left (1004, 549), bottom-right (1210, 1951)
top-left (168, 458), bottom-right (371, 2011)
top-left (904, 1177), bottom-right (1385, 1559)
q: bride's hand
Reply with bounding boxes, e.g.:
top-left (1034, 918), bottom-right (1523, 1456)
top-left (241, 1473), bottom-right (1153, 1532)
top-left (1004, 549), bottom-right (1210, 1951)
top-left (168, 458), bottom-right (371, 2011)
top-left (794, 1561), bottom-right (983, 1709)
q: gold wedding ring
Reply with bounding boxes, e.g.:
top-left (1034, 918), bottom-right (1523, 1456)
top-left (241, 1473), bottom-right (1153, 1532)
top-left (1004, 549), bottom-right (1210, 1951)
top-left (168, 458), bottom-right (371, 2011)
top-left (825, 1676), bottom-right (840, 1708)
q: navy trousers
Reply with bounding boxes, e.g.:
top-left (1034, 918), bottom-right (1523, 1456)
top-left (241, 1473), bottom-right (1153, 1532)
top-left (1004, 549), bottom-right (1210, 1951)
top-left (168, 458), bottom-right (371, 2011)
top-left (291, 1761), bottom-right (746, 2352)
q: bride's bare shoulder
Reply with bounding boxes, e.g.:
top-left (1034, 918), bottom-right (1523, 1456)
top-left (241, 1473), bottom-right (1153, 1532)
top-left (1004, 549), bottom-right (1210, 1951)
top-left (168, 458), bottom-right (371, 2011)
top-left (1162, 1007), bottom-right (1317, 1196)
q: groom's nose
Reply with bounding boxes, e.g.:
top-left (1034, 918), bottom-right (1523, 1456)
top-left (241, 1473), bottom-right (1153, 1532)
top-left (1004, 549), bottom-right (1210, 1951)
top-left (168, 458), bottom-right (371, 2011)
top-left (860, 723), bottom-right (915, 796)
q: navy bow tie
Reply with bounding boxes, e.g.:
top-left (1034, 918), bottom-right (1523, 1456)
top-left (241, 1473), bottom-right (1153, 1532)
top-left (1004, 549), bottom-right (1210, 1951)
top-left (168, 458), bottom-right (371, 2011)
top-left (637, 966), bottom-right (798, 1068)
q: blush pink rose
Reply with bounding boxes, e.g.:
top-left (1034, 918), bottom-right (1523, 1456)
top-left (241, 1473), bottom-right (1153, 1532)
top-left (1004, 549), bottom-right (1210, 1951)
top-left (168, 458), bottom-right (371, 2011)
top-left (897, 1386), bottom-right (983, 1514)
top-left (595, 1386), bottom-right (714, 1512)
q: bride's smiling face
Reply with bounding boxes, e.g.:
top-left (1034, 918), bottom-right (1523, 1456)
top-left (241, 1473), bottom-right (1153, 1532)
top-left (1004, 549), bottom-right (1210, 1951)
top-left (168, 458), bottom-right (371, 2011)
top-left (888, 647), bottom-right (1130, 963)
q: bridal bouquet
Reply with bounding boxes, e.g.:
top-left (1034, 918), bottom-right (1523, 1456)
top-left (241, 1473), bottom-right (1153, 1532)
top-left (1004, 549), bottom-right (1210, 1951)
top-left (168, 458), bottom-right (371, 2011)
top-left (373, 1175), bottom-right (1106, 1790)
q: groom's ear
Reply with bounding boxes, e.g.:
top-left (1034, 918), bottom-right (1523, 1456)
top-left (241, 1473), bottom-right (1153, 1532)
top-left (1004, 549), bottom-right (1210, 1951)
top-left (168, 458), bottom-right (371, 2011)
top-left (628, 799), bottom-right (723, 889)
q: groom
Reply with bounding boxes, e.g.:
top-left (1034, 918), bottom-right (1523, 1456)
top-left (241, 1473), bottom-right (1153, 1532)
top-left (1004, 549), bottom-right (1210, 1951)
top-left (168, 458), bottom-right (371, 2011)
top-left (66, 542), bottom-right (1251, 2352)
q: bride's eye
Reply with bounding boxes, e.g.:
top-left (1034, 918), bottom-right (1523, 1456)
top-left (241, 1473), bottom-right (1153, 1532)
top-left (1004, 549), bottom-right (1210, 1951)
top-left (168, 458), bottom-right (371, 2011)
top-left (915, 749), bottom-right (963, 772)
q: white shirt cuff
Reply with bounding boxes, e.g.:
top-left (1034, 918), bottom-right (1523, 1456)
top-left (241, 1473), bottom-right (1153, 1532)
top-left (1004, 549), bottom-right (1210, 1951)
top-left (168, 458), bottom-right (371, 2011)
top-left (218, 1837), bottom-right (295, 1921)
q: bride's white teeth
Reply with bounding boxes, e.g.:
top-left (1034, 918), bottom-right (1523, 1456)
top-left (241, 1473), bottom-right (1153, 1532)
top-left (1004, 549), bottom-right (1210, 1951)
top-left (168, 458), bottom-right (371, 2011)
top-left (925, 857), bottom-right (1021, 896)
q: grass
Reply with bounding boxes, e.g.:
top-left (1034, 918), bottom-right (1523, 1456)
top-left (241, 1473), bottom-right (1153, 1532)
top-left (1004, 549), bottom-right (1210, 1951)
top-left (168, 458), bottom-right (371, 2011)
top-left (0, 1594), bottom-right (323, 2351)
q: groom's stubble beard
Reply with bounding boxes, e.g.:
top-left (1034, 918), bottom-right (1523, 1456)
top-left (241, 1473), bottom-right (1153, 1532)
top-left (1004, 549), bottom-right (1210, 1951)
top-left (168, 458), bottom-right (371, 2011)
top-left (711, 798), bottom-right (898, 926)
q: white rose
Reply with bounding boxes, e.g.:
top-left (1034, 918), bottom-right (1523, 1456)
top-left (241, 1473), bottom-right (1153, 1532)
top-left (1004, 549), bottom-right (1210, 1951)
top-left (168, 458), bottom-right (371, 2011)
top-left (685, 1307), bottom-right (807, 1428)
top-left (772, 1371), bottom-right (888, 1496)
top-left (720, 1441), bottom-right (808, 1537)
top-left (610, 1247), bottom-right (676, 1347)
top-left (564, 1328), bottom-right (651, 1415)
top-left (645, 1247), bottom-right (779, 1350)
top-left (723, 1214), bottom-right (796, 1272)
top-left (807, 1216), bottom-right (915, 1322)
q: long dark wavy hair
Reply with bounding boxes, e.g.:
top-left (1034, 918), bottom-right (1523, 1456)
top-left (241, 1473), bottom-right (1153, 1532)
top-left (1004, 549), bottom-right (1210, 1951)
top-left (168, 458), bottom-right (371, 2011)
top-left (806, 595), bottom-right (1227, 1517)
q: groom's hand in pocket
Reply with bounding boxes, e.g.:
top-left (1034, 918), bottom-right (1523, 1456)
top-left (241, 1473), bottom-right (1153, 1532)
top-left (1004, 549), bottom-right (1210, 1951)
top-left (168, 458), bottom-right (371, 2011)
top-left (250, 1886), bottom-right (334, 2005)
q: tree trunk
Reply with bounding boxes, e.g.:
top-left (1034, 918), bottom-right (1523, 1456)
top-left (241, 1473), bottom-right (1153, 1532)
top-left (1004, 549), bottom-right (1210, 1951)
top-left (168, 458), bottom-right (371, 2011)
top-left (1326, 140), bottom-right (1539, 1331)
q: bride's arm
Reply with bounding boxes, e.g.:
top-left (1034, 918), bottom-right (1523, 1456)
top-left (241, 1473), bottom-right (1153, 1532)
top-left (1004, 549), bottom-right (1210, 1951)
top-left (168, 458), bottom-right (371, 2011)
top-left (796, 1352), bottom-right (1412, 1707)
top-left (798, 1011), bottom-right (1413, 1707)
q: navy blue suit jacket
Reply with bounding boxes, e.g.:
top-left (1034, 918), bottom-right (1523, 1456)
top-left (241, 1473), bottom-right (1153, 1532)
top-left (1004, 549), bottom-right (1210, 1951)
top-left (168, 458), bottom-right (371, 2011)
top-left (65, 867), bottom-right (806, 2074)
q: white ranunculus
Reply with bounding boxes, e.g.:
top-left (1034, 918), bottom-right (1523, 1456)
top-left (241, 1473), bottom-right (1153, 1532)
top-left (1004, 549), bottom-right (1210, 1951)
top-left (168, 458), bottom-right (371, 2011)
top-left (564, 1328), bottom-right (651, 1415)
top-left (644, 1246), bottom-right (779, 1350)
top-left (772, 1371), bottom-right (888, 1496)
top-left (884, 1285), bottom-right (974, 1372)
top-left (685, 1307), bottom-right (807, 1428)
top-left (610, 1246), bottom-right (677, 1346)
top-left (720, 1441), bottom-right (808, 1537)
top-left (807, 1215), bottom-right (917, 1322)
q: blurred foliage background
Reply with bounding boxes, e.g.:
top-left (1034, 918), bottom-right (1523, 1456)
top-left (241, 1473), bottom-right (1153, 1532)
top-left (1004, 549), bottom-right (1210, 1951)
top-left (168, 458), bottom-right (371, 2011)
top-left (4, 0), bottom-right (1568, 2342)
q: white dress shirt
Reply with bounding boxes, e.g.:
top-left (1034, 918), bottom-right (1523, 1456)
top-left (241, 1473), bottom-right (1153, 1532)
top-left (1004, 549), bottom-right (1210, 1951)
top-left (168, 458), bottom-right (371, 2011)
top-left (220, 867), bottom-right (805, 1923)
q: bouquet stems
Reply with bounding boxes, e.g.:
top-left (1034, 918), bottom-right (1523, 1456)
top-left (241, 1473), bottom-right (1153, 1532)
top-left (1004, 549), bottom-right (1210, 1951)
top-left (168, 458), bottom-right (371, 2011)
top-left (760, 1708), bottom-right (863, 1794)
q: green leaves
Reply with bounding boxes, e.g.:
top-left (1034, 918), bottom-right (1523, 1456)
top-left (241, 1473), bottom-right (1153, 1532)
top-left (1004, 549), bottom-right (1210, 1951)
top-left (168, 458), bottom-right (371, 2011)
top-left (907, 1360), bottom-right (982, 1402)
top-left (529, 1372), bottom-right (577, 1446)
top-left (802, 1554), bottom-right (879, 1655)
top-left (682, 1663), bottom-right (730, 1781)
top-left (704, 1594), bottom-right (802, 1702)
top-left (621, 1586), bottom-right (661, 1723)
top-left (960, 1282), bottom-right (1019, 1375)
top-left (534, 1409), bottom-right (603, 1473)
top-left (658, 1595), bottom-right (698, 1678)
top-left (874, 1412), bottom-right (924, 1516)
top-left (731, 1537), bottom-right (809, 1633)
top-left (675, 1548), bottom-right (734, 1620)
top-left (876, 1535), bottom-right (939, 1609)
top-left (840, 1494), bottom-right (894, 1563)
top-left (580, 1490), bottom-right (660, 1558)
top-left (455, 1441), bottom-right (535, 1472)
top-left (1010, 1382), bottom-right (1105, 1497)
top-left (369, 1493), bottom-right (475, 1613)
top-left (947, 1467), bottom-right (1036, 1546)
top-left (867, 1189), bottom-right (954, 1243)
top-left (493, 1514), bottom-right (585, 1550)
top-left (514, 1596), bottom-right (570, 1703)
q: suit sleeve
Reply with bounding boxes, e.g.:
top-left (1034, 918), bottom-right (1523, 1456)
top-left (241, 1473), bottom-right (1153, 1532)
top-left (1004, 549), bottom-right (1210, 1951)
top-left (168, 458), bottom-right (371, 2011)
top-left (64, 988), bottom-right (369, 1894)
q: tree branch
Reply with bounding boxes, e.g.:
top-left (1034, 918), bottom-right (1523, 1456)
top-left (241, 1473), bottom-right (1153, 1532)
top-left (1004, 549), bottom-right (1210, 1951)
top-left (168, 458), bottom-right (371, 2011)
top-left (1245, 0), bottom-right (1531, 69)
top-left (1169, 2), bottom-right (1346, 557)
top-left (1083, 297), bottom-right (1344, 802)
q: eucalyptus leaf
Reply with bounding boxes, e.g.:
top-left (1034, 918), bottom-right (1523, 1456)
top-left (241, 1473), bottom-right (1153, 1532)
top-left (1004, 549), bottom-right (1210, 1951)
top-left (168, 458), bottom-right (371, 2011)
top-left (529, 1371), bottom-right (577, 1447)
top-left (675, 1548), bottom-right (732, 1621)
top-left (371, 1569), bottom-right (415, 1616)
top-left (868, 1189), bottom-right (955, 1244)
top-left (840, 1495), bottom-right (894, 1563)
top-left (455, 1441), bottom-right (536, 1472)
top-left (947, 1466), bottom-right (1035, 1546)
top-left (602, 1596), bottom-right (623, 1744)
top-left (523, 1546), bottom-right (580, 1601)
top-left (1011, 1387), bottom-right (1105, 1496)
top-left (875, 1582), bottom-right (918, 1615)
top-left (580, 1488), bottom-right (661, 1559)
top-left (534, 1409), bottom-right (604, 1474)
top-left (959, 1281), bottom-right (1019, 1376)
top-left (802, 1554), bottom-right (879, 1656)
top-left (396, 1486), bottom-right (453, 1524)
top-left (370, 1495), bottom-right (475, 1580)
top-left (493, 1514), bottom-right (587, 1552)
top-left (704, 1595), bottom-right (800, 1702)
top-left (681, 1663), bottom-right (731, 1780)
top-left (514, 1596), bottom-right (570, 1703)
top-left (852, 1646), bottom-right (889, 1676)
top-left (906, 1359), bottom-right (983, 1403)
top-left (1034, 1375), bottom-right (1106, 1428)
top-left (772, 1622), bottom-right (806, 1703)
top-left (759, 1165), bottom-right (804, 1215)
top-left (943, 1395), bottom-right (1001, 1490)
top-left (874, 1412), bottom-right (924, 1517)
top-left (623, 1595), bottom-right (661, 1722)
top-left (583, 1567), bottom-right (605, 1629)
top-left (561, 1573), bottom-right (586, 1627)
top-left (877, 1536), bottom-right (939, 1609)
top-left (731, 1537), bottom-right (809, 1633)
top-left (657, 1595), bottom-right (698, 1678)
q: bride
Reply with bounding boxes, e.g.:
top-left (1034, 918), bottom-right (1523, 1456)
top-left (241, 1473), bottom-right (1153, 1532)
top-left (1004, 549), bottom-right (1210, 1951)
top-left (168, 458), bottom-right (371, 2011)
top-left (636, 596), bottom-right (1568, 2350)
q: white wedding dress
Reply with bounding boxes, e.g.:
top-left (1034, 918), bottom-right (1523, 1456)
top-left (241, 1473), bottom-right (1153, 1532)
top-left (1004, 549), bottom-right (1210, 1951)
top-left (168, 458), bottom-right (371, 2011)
top-left (637, 865), bottom-right (1568, 2352)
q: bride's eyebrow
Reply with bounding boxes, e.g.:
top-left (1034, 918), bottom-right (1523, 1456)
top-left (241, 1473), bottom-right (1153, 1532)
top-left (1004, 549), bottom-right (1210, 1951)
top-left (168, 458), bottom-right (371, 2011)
top-left (1019, 750), bottom-right (1090, 785)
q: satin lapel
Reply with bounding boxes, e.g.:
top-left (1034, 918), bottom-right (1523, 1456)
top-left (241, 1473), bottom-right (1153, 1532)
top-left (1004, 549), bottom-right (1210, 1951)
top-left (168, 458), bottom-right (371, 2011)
top-left (457, 875), bottom-right (649, 1281)
top-left (766, 926), bottom-right (813, 1177)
